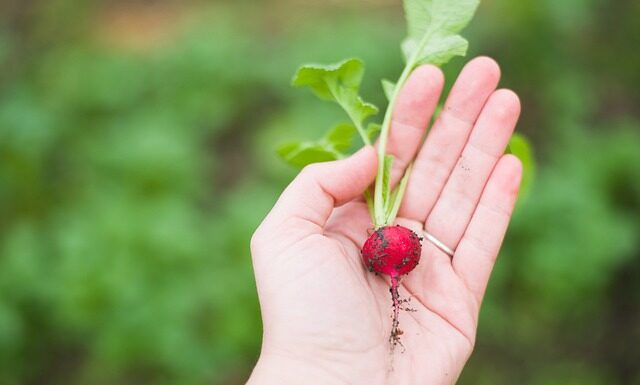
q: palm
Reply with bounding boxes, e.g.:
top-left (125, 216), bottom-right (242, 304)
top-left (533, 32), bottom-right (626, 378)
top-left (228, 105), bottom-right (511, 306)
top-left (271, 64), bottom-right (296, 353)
top-left (250, 57), bottom-right (522, 385)
top-left (280, 203), bottom-right (475, 384)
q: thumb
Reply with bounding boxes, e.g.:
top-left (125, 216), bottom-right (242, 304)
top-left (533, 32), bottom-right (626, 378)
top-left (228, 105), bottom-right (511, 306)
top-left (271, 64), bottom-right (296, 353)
top-left (261, 145), bottom-right (378, 234)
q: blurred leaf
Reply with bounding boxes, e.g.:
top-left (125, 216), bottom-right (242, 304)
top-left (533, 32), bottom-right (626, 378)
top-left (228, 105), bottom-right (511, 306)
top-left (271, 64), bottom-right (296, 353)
top-left (277, 123), bottom-right (359, 168)
top-left (365, 123), bottom-right (382, 143)
top-left (381, 79), bottom-right (396, 100)
top-left (325, 123), bottom-right (358, 152)
top-left (507, 133), bottom-right (535, 199)
top-left (277, 143), bottom-right (341, 168)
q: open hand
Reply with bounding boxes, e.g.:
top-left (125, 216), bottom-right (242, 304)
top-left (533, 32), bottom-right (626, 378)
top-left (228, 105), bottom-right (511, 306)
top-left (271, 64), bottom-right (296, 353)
top-left (248, 57), bottom-right (522, 385)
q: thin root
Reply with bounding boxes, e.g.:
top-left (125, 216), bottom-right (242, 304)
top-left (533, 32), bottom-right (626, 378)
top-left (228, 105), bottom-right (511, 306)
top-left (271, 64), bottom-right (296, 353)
top-left (389, 276), bottom-right (406, 354)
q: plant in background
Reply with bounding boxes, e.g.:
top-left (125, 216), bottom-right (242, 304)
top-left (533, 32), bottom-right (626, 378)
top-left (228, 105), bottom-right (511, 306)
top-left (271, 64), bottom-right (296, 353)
top-left (279, 0), bottom-right (533, 350)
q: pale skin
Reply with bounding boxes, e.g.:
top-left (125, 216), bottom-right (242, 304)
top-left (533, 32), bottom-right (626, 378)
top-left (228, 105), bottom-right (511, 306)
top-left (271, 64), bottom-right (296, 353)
top-left (248, 57), bottom-right (522, 385)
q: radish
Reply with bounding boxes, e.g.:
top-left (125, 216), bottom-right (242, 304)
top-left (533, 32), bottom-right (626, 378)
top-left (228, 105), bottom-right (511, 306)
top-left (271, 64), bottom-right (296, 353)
top-left (280, 0), bottom-right (483, 352)
top-left (362, 225), bottom-right (422, 278)
top-left (362, 225), bottom-right (422, 348)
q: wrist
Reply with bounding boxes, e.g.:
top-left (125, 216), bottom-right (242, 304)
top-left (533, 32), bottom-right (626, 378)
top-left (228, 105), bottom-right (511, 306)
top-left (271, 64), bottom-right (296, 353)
top-left (246, 350), bottom-right (352, 385)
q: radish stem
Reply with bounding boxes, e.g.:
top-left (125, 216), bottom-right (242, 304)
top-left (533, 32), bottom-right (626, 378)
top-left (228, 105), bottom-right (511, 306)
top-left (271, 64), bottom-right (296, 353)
top-left (373, 33), bottom-right (431, 227)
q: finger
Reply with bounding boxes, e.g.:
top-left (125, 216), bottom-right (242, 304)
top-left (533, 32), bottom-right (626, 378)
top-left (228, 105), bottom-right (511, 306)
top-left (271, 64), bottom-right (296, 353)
top-left (424, 89), bottom-right (521, 251)
top-left (452, 155), bottom-right (522, 304)
top-left (257, 146), bottom-right (378, 237)
top-left (385, 64), bottom-right (444, 185)
top-left (399, 56), bottom-right (501, 222)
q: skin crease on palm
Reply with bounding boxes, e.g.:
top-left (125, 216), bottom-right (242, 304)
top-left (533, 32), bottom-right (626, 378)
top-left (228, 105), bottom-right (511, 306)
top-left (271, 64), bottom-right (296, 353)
top-left (247, 57), bottom-right (523, 385)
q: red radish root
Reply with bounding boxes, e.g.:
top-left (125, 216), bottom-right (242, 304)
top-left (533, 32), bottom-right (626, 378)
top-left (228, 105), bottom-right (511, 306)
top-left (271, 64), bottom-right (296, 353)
top-left (361, 225), bottom-right (422, 350)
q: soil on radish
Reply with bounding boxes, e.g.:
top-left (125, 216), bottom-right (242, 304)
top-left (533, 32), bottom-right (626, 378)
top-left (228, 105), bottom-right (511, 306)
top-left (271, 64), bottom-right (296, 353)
top-left (361, 225), bottom-right (422, 351)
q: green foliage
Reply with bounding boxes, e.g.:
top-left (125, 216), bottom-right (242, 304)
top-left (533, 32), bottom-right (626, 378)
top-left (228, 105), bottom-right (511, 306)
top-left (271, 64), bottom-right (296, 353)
top-left (291, 58), bottom-right (378, 146)
top-left (286, 0), bottom-right (483, 227)
top-left (277, 123), bottom-right (357, 167)
top-left (0, 7), bottom-right (267, 384)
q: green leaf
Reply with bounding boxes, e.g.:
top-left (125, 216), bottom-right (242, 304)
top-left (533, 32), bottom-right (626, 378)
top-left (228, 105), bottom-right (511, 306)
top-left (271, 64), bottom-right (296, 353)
top-left (292, 58), bottom-right (364, 100)
top-left (402, 0), bottom-right (480, 66)
top-left (292, 58), bottom-right (378, 144)
top-left (402, 34), bottom-right (468, 66)
top-left (277, 142), bottom-right (340, 168)
top-left (365, 123), bottom-right (381, 143)
top-left (507, 133), bottom-right (535, 199)
top-left (349, 96), bottom-right (379, 125)
top-left (325, 123), bottom-right (358, 152)
top-left (405, 0), bottom-right (480, 38)
top-left (381, 79), bottom-right (396, 101)
top-left (278, 123), bottom-right (358, 168)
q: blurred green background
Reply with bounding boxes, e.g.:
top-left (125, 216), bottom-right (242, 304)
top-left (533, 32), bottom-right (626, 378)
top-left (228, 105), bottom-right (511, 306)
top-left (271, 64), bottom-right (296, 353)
top-left (1, 0), bottom-right (639, 384)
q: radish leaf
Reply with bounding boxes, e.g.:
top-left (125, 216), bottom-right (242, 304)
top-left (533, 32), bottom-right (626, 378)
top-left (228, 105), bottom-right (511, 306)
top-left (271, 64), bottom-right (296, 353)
top-left (382, 79), bottom-right (396, 101)
top-left (402, 0), bottom-right (479, 66)
top-left (278, 144), bottom-right (340, 168)
top-left (278, 123), bottom-right (358, 168)
top-left (282, 0), bottom-right (488, 227)
top-left (507, 133), bottom-right (535, 200)
top-left (402, 34), bottom-right (469, 66)
top-left (292, 58), bottom-right (378, 145)
top-left (326, 123), bottom-right (359, 152)
top-left (365, 123), bottom-right (381, 143)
